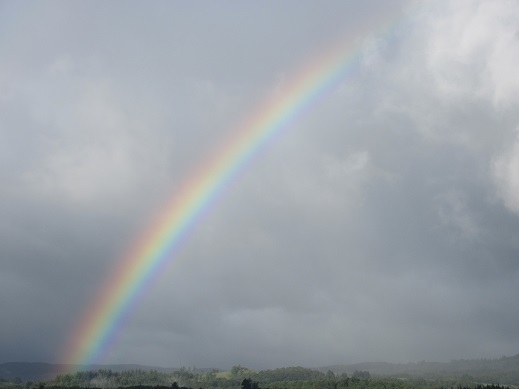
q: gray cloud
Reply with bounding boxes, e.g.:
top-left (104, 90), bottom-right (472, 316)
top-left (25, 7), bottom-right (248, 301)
top-left (1, 0), bottom-right (519, 370)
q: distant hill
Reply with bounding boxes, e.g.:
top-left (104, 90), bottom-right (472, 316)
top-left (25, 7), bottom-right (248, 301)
top-left (3, 355), bottom-right (519, 385)
top-left (319, 354), bottom-right (519, 385)
top-left (0, 362), bottom-right (177, 382)
top-left (0, 362), bottom-right (58, 382)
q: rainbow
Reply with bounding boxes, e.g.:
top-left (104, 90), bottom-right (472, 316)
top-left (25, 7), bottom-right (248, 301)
top-left (61, 10), bottom-right (403, 371)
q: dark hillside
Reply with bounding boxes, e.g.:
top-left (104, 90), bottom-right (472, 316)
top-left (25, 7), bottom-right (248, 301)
top-left (320, 355), bottom-right (519, 385)
top-left (0, 363), bottom-right (177, 382)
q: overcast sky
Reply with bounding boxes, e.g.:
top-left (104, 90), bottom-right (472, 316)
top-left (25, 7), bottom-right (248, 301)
top-left (2, 0), bottom-right (519, 370)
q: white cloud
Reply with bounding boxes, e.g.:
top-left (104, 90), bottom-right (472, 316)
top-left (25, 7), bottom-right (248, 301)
top-left (424, 0), bottom-right (519, 105)
top-left (494, 130), bottom-right (519, 214)
top-left (21, 80), bottom-right (143, 206)
top-left (322, 150), bottom-right (370, 179)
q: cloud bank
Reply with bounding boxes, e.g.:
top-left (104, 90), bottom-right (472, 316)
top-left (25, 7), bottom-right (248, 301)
top-left (1, 0), bottom-right (519, 369)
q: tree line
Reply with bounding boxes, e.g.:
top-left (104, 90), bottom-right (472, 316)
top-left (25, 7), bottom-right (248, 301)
top-left (0, 366), bottom-right (513, 389)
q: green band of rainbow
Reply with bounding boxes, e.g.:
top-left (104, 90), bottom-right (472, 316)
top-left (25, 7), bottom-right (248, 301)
top-left (60, 10), bottom-right (402, 370)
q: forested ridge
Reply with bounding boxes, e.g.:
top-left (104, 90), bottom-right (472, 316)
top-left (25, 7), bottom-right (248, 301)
top-left (1, 356), bottom-right (519, 389)
top-left (0, 365), bottom-right (517, 389)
